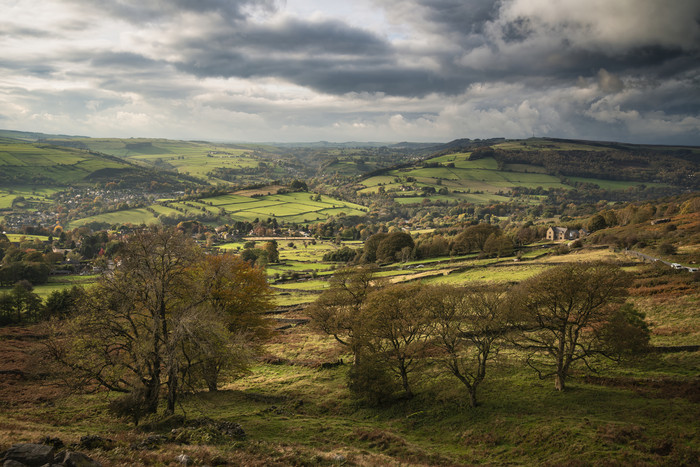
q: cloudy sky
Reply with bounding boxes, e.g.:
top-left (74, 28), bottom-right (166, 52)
top-left (2, 0), bottom-right (699, 143)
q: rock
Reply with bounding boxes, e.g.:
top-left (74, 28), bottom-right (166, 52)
top-left (175, 453), bottom-right (193, 465)
top-left (61, 451), bottom-right (102, 467)
top-left (3, 459), bottom-right (28, 467)
top-left (2, 443), bottom-right (55, 466)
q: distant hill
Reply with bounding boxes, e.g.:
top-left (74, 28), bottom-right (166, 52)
top-left (0, 137), bottom-right (198, 189)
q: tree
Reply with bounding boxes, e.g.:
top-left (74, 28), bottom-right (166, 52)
top-left (361, 233), bottom-right (388, 263)
top-left (185, 254), bottom-right (274, 391)
top-left (452, 224), bottom-right (500, 254)
top-left (375, 232), bottom-right (414, 263)
top-left (0, 281), bottom-right (41, 325)
top-left (587, 214), bottom-right (607, 232)
top-left (483, 232), bottom-right (514, 258)
top-left (512, 262), bottom-right (632, 391)
top-left (264, 240), bottom-right (279, 263)
top-left (47, 226), bottom-right (200, 417)
top-left (308, 266), bottom-right (378, 362)
top-left (353, 283), bottom-right (432, 399)
top-left (42, 286), bottom-right (85, 321)
top-left (427, 285), bottom-right (509, 407)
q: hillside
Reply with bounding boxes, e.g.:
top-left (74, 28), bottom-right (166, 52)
top-left (0, 137), bottom-right (197, 190)
top-left (355, 138), bottom-right (699, 206)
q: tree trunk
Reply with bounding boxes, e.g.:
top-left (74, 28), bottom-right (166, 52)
top-left (468, 387), bottom-right (478, 408)
top-left (400, 366), bottom-right (413, 398)
top-left (145, 378), bottom-right (160, 414)
top-left (554, 372), bottom-right (566, 391)
top-left (166, 365), bottom-right (178, 414)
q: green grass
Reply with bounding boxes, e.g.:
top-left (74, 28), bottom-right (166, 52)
top-left (5, 234), bottom-right (49, 242)
top-left (68, 208), bottom-right (159, 228)
top-left (30, 275), bottom-right (98, 298)
top-left (0, 140), bottom-right (131, 185)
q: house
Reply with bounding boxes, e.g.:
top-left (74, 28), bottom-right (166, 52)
top-left (546, 226), bottom-right (589, 242)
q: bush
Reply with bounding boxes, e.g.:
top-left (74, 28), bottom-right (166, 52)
top-left (347, 355), bottom-right (401, 406)
top-left (657, 243), bottom-right (677, 255)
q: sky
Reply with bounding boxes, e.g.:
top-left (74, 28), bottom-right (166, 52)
top-left (1, 0), bottom-right (699, 144)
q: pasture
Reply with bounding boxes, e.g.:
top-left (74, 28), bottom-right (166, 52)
top-left (198, 191), bottom-right (368, 224)
top-left (359, 156), bottom-right (567, 202)
top-left (0, 140), bottom-right (129, 185)
top-left (74, 138), bottom-right (277, 184)
top-left (359, 149), bottom-right (671, 205)
top-left (68, 208), bottom-right (159, 228)
top-left (1, 243), bottom-right (696, 466)
top-left (65, 191), bottom-right (368, 228)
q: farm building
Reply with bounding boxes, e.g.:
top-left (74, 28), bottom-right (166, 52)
top-left (546, 226), bottom-right (589, 241)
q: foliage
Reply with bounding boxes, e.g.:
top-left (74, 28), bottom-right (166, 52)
top-left (452, 224), bottom-right (500, 255)
top-left (322, 246), bottom-right (358, 263)
top-left (375, 232), bottom-right (415, 263)
top-left (512, 262), bottom-right (633, 391)
top-left (426, 284), bottom-right (509, 407)
top-left (351, 283), bottom-right (433, 399)
top-left (308, 266), bottom-right (378, 356)
top-left (0, 281), bottom-right (42, 325)
top-left (46, 226), bottom-right (273, 420)
top-left (41, 285), bottom-right (86, 321)
top-left (185, 254), bottom-right (274, 391)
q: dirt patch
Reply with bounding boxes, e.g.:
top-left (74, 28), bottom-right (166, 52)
top-left (0, 325), bottom-right (67, 406)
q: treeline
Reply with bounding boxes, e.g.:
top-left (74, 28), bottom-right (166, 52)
top-left (0, 284), bottom-right (84, 326)
top-left (322, 223), bottom-right (544, 264)
top-left (470, 145), bottom-right (698, 187)
top-left (309, 263), bottom-right (649, 406)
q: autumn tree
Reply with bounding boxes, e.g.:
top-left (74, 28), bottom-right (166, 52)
top-left (512, 262), bottom-right (633, 391)
top-left (352, 283), bottom-right (433, 399)
top-left (452, 224), bottom-right (500, 255)
top-left (375, 232), bottom-right (414, 263)
top-left (185, 254), bottom-right (274, 391)
top-left (264, 240), bottom-right (279, 263)
top-left (47, 226), bottom-right (274, 420)
top-left (308, 266), bottom-right (378, 362)
top-left (426, 285), bottom-right (509, 407)
top-left (361, 233), bottom-right (388, 263)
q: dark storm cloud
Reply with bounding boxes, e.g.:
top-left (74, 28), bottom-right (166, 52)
top-left (0, 24), bottom-right (55, 39)
top-left (170, 17), bottom-right (470, 96)
top-left (156, 0), bottom-right (699, 100)
top-left (61, 0), bottom-right (280, 23)
top-left (412, 0), bottom-right (500, 35)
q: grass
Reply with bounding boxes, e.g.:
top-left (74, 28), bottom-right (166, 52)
top-left (0, 245), bottom-right (697, 465)
top-left (68, 208), bottom-right (159, 228)
top-left (3, 317), bottom-right (696, 466)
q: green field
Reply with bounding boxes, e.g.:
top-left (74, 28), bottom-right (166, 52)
top-left (0, 140), bottom-right (131, 185)
top-left (65, 192), bottom-right (368, 228)
top-left (68, 138), bottom-right (281, 184)
top-left (68, 208), bottom-right (159, 228)
top-left (199, 192), bottom-right (368, 223)
top-left (359, 148), bottom-right (674, 205)
top-left (359, 156), bottom-right (567, 202)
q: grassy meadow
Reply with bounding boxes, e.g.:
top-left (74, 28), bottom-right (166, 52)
top-left (0, 140), bottom-right (130, 185)
top-left (359, 150), bottom-right (674, 206)
top-left (0, 241), bottom-right (698, 465)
